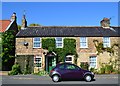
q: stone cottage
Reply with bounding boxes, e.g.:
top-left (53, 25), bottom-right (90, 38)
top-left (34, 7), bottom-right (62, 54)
top-left (15, 15), bottom-right (120, 73)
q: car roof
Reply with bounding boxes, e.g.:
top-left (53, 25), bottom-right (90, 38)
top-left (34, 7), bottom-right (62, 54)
top-left (57, 62), bottom-right (74, 66)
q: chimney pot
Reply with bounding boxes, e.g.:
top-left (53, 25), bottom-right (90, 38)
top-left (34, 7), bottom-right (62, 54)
top-left (21, 14), bottom-right (27, 30)
top-left (11, 12), bottom-right (17, 21)
top-left (100, 18), bottom-right (110, 28)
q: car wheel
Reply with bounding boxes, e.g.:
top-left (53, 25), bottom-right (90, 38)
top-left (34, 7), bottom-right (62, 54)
top-left (52, 75), bottom-right (60, 82)
top-left (85, 75), bottom-right (92, 82)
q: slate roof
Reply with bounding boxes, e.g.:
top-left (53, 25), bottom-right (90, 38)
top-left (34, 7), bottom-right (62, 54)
top-left (16, 26), bottom-right (120, 37)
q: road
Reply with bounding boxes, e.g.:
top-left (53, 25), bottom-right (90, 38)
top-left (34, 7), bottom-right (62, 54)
top-left (1, 74), bottom-right (119, 85)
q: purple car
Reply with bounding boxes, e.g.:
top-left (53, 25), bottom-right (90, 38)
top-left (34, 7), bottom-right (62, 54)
top-left (49, 63), bottom-right (94, 82)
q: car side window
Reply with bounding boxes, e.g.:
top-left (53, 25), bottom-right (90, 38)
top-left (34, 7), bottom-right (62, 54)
top-left (58, 64), bottom-right (65, 69)
top-left (66, 64), bottom-right (78, 70)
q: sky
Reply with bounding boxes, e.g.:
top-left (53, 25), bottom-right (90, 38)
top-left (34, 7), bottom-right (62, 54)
top-left (2, 2), bottom-right (119, 26)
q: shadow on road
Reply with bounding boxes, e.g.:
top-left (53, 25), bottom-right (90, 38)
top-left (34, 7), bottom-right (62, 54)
top-left (59, 78), bottom-right (96, 82)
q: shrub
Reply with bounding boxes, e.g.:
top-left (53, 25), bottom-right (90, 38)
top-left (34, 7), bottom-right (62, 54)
top-left (90, 68), bottom-right (94, 72)
top-left (100, 67), bottom-right (105, 74)
top-left (90, 68), bottom-right (98, 74)
top-left (23, 64), bottom-right (31, 75)
top-left (105, 65), bottom-right (113, 74)
top-left (8, 63), bottom-right (22, 75)
top-left (80, 62), bottom-right (89, 70)
top-left (38, 70), bottom-right (49, 76)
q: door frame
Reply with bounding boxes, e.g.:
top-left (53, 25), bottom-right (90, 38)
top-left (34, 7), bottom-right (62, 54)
top-left (45, 52), bottom-right (57, 72)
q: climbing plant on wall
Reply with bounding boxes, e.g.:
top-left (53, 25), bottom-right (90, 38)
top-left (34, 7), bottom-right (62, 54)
top-left (93, 39), bottom-right (120, 55)
top-left (42, 38), bottom-right (78, 64)
top-left (42, 38), bottom-right (56, 52)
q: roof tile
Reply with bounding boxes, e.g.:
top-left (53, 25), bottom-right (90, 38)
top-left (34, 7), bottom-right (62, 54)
top-left (0, 20), bottom-right (11, 32)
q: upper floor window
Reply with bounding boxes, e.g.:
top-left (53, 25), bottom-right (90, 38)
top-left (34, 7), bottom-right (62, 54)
top-left (33, 37), bottom-right (41, 48)
top-left (80, 37), bottom-right (88, 48)
top-left (55, 37), bottom-right (63, 48)
top-left (103, 37), bottom-right (110, 47)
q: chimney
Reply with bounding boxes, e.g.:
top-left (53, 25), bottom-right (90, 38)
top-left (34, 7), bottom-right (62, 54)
top-left (21, 14), bottom-right (27, 29)
top-left (100, 18), bottom-right (110, 28)
top-left (10, 12), bottom-right (17, 22)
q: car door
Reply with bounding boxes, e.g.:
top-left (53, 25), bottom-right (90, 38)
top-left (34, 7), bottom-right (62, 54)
top-left (65, 64), bottom-right (83, 80)
top-left (57, 64), bottom-right (69, 79)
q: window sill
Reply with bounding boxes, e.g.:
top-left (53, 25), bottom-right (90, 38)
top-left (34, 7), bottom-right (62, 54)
top-left (80, 47), bottom-right (88, 49)
top-left (33, 47), bottom-right (42, 49)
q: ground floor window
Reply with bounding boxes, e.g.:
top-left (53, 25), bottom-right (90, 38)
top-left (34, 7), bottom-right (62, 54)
top-left (65, 55), bottom-right (73, 64)
top-left (34, 56), bottom-right (42, 68)
top-left (89, 56), bottom-right (97, 68)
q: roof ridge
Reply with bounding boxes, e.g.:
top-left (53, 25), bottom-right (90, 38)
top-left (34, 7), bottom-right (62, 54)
top-left (28, 26), bottom-right (102, 28)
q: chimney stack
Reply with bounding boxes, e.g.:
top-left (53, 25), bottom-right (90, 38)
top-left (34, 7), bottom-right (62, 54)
top-left (10, 12), bottom-right (17, 22)
top-left (100, 18), bottom-right (110, 28)
top-left (21, 14), bottom-right (27, 29)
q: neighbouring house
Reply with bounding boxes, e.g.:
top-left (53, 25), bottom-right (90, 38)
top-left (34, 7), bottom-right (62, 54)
top-left (0, 12), bottom-right (18, 33)
top-left (15, 15), bottom-right (120, 73)
top-left (0, 13), bottom-right (18, 70)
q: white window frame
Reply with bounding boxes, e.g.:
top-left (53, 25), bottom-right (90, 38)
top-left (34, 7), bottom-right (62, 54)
top-left (55, 37), bottom-right (63, 48)
top-left (33, 37), bottom-right (41, 48)
top-left (34, 56), bottom-right (42, 68)
top-left (80, 37), bottom-right (88, 48)
top-left (89, 56), bottom-right (97, 68)
top-left (103, 37), bottom-right (110, 48)
top-left (65, 55), bottom-right (73, 64)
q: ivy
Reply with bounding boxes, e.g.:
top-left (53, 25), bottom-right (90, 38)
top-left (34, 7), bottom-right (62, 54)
top-left (42, 38), bottom-right (78, 64)
top-left (93, 40), bottom-right (120, 55)
top-left (42, 38), bottom-right (56, 52)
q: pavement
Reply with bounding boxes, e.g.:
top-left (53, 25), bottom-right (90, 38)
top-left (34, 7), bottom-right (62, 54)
top-left (0, 71), bottom-right (9, 76)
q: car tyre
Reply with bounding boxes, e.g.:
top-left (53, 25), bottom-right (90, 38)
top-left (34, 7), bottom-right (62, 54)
top-left (84, 75), bottom-right (92, 82)
top-left (52, 75), bottom-right (60, 82)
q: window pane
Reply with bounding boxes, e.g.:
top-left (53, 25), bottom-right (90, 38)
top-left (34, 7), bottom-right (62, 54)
top-left (66, 57), bottom-right (72, 61)
top-left (33, 37), bottom-right (41, 48)
top-left (34, 56), bottom-right (42, 67)
top-left (66, 65), bottom-right (76, 70)
top-left (80, 37), bottom-right (87, 48)
top-left (56, 37), bottom-right (62, 41)
top-left (34, 37), bottom-right (40, 41)
top-left (89, 56), bottom-right (96, 68)
top-left (56, 37), bottom-right (63, 48)
top-left (59, 64), bottom-right (65, 69)
top-left (103, 37), bottom-right (110, 47)
top-left (34, 43), bottom-right (40, 47)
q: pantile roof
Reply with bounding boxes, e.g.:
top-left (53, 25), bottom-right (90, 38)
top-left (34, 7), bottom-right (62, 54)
top-left (0, 20), bottom-right (11, 32)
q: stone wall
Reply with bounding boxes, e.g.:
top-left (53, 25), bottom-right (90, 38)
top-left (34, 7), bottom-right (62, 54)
top-left (76, 37), bottom-right (119, 69)
top-left (16, 37), bottom-right (119, 71)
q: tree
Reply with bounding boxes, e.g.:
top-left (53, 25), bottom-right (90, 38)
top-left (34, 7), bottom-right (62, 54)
top-left (29, 23), bottom-right (41, 26)
top-left (1, 30), bottom-right (15, 70)
top-left (17, 25), bottom-right (21, 31)
top-left (0, 33), bottom-right (2, 70)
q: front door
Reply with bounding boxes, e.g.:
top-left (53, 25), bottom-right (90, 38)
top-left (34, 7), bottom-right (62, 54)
top-left (45, 54), bottom-right (56, 72)
top-left (48, 57), bottom-right (53, 72)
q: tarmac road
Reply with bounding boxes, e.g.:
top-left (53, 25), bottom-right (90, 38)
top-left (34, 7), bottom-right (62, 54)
top-left (1, 74), bottom-right (119, 85)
